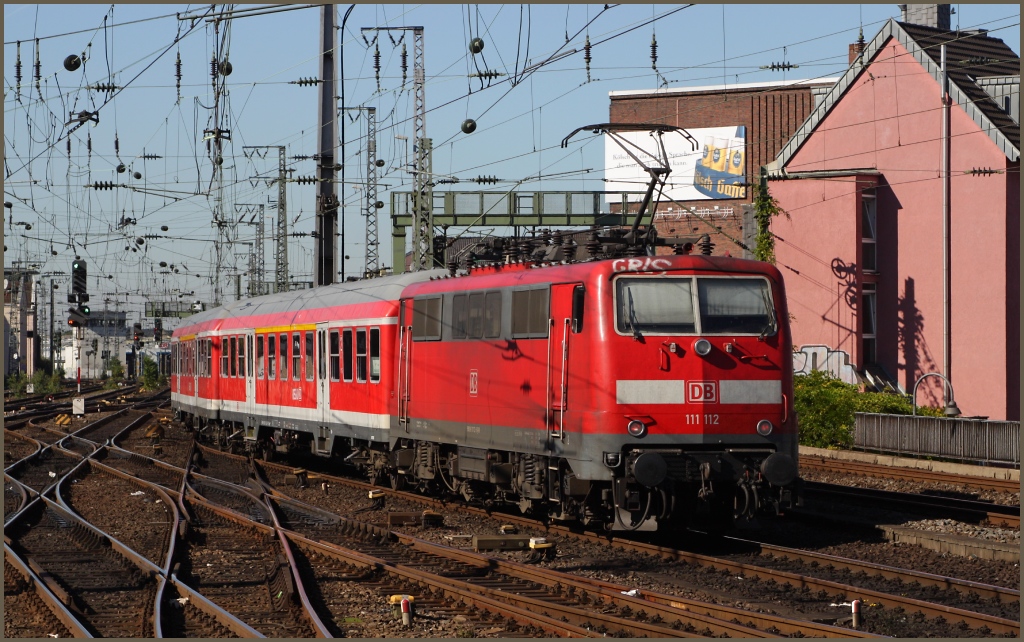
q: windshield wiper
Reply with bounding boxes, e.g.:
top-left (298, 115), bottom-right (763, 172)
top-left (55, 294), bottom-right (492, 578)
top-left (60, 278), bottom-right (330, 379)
top-left (758, 288), bottom-right (777, 341)
top-left (627, 289), bottom-right (643, 341)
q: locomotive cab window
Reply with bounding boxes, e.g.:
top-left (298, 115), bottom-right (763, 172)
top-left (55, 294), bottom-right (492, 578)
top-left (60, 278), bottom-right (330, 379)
top-left (412, 296), bottom-right (442, 341)
top-left (696, 277), bottom-right (775, 335)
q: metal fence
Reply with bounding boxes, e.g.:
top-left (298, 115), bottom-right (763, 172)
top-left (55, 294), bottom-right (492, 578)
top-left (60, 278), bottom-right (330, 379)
top-left (854, 413), bottom-right (1020, 467)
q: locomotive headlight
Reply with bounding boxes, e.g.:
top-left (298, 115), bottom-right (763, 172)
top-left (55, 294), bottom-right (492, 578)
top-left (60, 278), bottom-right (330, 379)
top-left (756, 419), bottom-right (774, 436)
top-left (626, 419), bottom-right (647, 438)
top-left (693, 338), bottom-right (712, 357)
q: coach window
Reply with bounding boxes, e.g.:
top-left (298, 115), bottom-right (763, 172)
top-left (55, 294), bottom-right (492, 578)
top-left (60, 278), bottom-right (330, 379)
top-left (512, 287), bottom-right (550, 338)
top-left (451, 294), bottom-right (468, 339)
top-left (256, 336), bottom-right (265, 378)
top-left (412, 296), bottom-right (442, 341)
top-left (221, 338), bottom-right (229, 376)
top-left (238, 337), bottom-right (246, 378)
top-left (247, 336), bottom-right (253, 377)
top-left (356, 329), bottom-right (368, 383)
top-left (370, 328), bottom-right (381, 382)
top-left (292, 333), bottom-right (302, 381)
top-left (329, 330), bottom-right (341, 381)
top-left (229, 337), bottom-right (237, 377)
top-left (279, 333), bottom-right (289, 380)
top-left (305, 331), bottom-right (314, 381)
top-left (342, 329), bottom-right (353, 381)
top-left (268, 335), bottom-right (277, 379)
top-left (484, 292), bottom-right (502, 338)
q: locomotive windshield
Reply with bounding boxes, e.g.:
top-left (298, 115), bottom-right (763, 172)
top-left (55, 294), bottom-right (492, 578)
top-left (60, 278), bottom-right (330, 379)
top-left (616, 276), bottom-right (775, 336)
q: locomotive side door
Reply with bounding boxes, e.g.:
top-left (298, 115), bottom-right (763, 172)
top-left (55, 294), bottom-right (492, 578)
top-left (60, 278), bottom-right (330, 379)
top-left (397, 299), bottom-right (413, 430)
top-left (548, 283), bottom-right (581, 440)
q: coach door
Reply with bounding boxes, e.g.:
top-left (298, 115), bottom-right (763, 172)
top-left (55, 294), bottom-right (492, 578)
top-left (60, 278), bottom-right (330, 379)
top-left (243, 331), bottom-right (256, 426)
top-left (548, 283), bottom-right (582, 440)
top-left (315, 323), bottom-right (332, 453)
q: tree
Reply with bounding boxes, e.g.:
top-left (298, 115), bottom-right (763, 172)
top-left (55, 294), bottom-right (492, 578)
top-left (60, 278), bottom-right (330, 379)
top-left (141, 355), bottom-right (163, 390)
top-left (105, 356), bottom-right (125, 389)
top-left (752, 168), bottom-right (789, 264)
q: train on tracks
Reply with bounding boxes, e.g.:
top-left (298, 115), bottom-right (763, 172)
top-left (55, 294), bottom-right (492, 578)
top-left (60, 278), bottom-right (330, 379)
top-left (171, 251), bottom-right (798, 531)
top-left (171, 124), bottom-right (799, 532)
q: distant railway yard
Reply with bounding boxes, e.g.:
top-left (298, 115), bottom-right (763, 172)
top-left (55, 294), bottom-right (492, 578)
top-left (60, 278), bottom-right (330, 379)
top-left (4, 392), bottom-right (1019, 638)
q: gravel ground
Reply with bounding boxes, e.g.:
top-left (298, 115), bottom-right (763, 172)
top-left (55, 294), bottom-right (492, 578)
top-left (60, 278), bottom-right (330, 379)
top-left (116, 418), bottom-right (193, 468)
top-left (800, 467), bottom-right (1020, 506)
top-left (257, 464), bottom-right (1019, 637)
top-left (62, 467), bottom-right (174, 568)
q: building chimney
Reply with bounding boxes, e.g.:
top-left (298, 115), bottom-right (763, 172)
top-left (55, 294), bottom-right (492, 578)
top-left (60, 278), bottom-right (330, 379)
top-left (898, 4), bottom-right (952, 30)
top-left (848, 28), bottom-right (866, 65)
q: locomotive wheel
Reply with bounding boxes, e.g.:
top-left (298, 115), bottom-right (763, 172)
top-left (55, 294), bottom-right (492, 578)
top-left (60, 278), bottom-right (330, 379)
top-left (389, 472), bottom-right (407, 491)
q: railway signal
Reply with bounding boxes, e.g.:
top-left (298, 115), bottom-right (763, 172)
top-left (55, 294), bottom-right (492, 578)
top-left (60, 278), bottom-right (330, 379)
top-left (153, 318), bottom-right (163, 341)
top-left (71, 259), bottom-right (89, 302)
top-left (133, 322), bottom-right (143, 343)
top-left (67, 306), bottom-right (89, 326)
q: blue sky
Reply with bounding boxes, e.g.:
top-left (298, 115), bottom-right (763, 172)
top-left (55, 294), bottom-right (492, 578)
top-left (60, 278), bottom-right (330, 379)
top-left (4, 4), bottom-right (1019, 321)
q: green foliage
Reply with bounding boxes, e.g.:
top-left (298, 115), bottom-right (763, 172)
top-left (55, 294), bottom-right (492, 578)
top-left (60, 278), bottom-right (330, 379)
top-left (105, 357), bottom-right (125, 389)
top-left (794, 370), bottom-right (942, 448)
top-left (5, 371), bottom-right (29, 397)
top-left (141, 355), bottom-right (161, 390)
top-left (752, 177), bottom-right (789, 264)
top-left (31, 369), bottom-right (63, 395)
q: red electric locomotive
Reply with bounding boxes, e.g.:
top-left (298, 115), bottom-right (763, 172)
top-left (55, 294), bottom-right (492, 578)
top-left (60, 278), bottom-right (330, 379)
top-left (171, 252), bottom-right (799, 532)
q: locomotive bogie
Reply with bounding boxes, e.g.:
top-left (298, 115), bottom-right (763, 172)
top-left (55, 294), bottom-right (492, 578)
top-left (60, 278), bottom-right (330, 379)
top-left (171, 255), bottom-right (800, 532)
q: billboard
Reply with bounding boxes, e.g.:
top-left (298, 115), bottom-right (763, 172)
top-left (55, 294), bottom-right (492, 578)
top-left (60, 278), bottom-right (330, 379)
top-left (604, 125), bottom-right (746, 201)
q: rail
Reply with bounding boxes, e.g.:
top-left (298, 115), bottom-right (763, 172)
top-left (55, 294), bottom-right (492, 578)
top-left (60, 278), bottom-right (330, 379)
top-left (854, 413), bottom-right (1020, 467)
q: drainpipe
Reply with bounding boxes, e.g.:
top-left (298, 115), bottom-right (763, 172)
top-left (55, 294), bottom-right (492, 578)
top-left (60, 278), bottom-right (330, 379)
top-left (940, 45), bottom-right (951, 404)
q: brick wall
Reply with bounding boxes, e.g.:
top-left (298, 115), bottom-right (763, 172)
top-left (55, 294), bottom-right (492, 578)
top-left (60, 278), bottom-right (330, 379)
top-left (610, 84), bottom-right (820, 257)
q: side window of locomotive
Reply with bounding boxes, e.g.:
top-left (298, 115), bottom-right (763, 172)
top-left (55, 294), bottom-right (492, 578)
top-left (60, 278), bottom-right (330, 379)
top-left (451, 294), bottom-right (468, 339)
top-left (356, 329), bottom-right (368, 383)
top-left (370, 327), bottom-right (381, 383)
top-left (616, 278), bottom-right (696, 335)
top-left (342, 329), bottom-right (353, 381)
top-left (292, 333), bottom-right (302, 381)
top-left (257, 335), bottom-right (265, 379)
top-left (305, 331), bottom-right (314, 381)
top-left (696, 277), bottom-right (774, 335)
top-left (484, 291), bottom-right (502, 338)
top-left (412, 296), bottom-right (442, 341)
top-left (468, 292), bottom-right (485, 339)
top-left (268, 335), bottom-right (277, 379)
top-left (329, 330), bottom-right (340, 381)
top-left (279, 333), bottom-right (289, 380)
top-left (512, 287), bottom-right (550, 338)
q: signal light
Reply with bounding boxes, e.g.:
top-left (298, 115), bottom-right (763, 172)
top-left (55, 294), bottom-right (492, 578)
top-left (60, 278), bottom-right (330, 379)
top-left (133, 322), bottom-right (143, 342)
top-left (154, 318), bottom-right (163, 341)
top-left (68, 307), bottom-right (88, 326)
top-left (72, 259), bottom-right (88, 294)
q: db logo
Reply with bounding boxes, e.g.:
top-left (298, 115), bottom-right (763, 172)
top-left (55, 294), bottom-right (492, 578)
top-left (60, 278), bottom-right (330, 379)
top-left (469, 370), bottom-right (479, 397)
top-left (688, 381), bottom-right (717, 403)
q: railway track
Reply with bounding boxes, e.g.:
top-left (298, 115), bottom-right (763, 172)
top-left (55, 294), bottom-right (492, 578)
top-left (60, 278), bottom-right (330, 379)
top-left (4, 475), bottom-right (30, 523)
top-left (799, 455), bottom-right (1020, 494)
top-left (3, 430), bottom-right (42, 467)
top-left (175, 496), bottom-right (319, 637)
top-left (5, 498), bottom-right (161, 637)
top-left (7, 447), bottom-right (82, 494)
top-left (4, 553), bottom-right (82, 638)
top-left (255, 457), bottom-right (1020, 637)
top-left (73, 409), bottom-right (153, 446)
top-left (192, 444), bottom-right (252, 486)
top-left (58, 459), bottom-right (178, 571)
top-left (93, 447), bottom-right (185, 492)
top-left (802, 481), bottom-right (1021, 528)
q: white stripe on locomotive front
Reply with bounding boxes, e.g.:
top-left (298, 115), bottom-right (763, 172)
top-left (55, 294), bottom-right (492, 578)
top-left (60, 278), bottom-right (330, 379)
top-left (616, 379), bottom-right (782, 404)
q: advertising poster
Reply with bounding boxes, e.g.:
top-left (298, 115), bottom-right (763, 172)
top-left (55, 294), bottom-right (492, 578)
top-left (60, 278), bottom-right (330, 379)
top-left (604, 125), bottom-right (747, 201)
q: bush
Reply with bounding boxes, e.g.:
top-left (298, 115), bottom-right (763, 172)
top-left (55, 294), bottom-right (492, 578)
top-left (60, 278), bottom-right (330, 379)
top-left (794, 370), bottom-right (942, 449)
top-left (105, 357), bottom-right (125, 389)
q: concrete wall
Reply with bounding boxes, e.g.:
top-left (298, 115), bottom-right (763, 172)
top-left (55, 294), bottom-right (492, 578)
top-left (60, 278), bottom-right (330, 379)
top-left (773, 37), bottom-right (1017, 420)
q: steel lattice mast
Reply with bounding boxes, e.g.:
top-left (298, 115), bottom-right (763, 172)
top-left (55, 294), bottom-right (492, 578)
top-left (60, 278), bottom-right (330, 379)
top-left (364, 106), bottom-right (380, 276)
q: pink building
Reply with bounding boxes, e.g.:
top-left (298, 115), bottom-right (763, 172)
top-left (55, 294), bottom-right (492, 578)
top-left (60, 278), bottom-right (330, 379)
top-left (767, 13), bottom-right (1019, 420)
